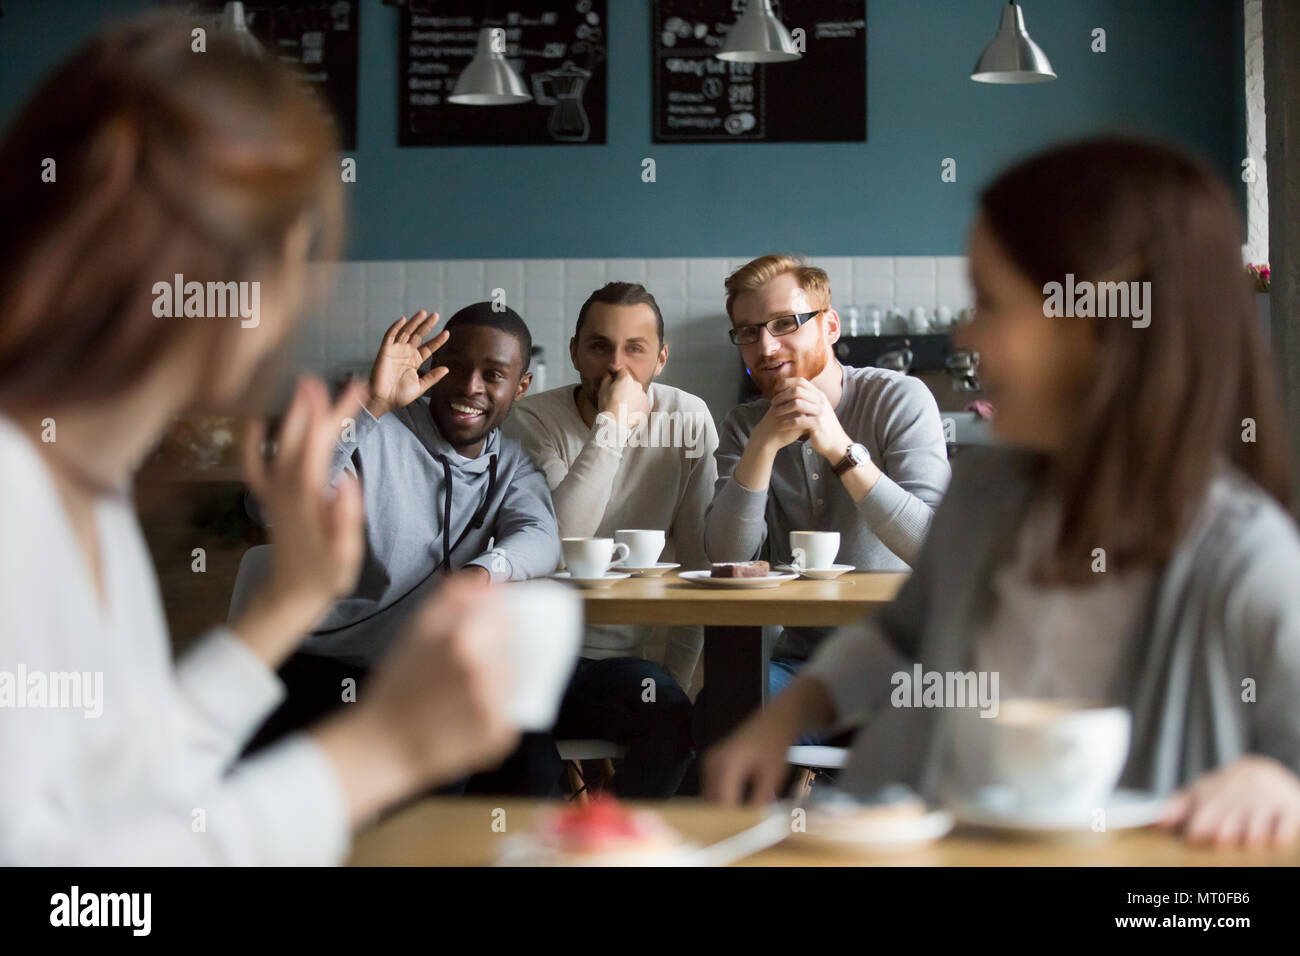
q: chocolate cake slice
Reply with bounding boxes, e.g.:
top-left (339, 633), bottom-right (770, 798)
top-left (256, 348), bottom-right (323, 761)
top-left (710, 561), bottom-right (771, 578)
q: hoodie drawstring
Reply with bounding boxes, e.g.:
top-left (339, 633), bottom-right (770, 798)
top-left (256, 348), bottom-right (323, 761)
top-left (309, 452), bottom-right (499, 637)
top-left (436, 452), bottom-right (499, 572)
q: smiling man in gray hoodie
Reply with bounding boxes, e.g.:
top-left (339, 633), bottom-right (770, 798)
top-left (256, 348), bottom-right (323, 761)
top-left (248, 303), bottom-right (563, 793)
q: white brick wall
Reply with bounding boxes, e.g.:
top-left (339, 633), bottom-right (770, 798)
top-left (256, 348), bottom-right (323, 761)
top-left (297, 256), bottom-right (972, 422)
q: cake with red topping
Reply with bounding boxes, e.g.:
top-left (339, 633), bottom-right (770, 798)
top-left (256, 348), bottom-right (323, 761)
top-left (534, 796), bottom-right (682, 860)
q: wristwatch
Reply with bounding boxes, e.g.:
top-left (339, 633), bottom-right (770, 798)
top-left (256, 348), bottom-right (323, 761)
top-left (832, 442), bottom-right (870, 477)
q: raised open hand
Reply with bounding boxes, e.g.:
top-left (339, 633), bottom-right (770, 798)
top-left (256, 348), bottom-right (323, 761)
top-left (234, 376), bottom-right (367, 665)
top-left (366, 310), bottom-right (450, 418)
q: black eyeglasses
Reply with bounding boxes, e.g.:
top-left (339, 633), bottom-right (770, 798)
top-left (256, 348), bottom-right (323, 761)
top-left (729, 310), bottom-right (822, 346)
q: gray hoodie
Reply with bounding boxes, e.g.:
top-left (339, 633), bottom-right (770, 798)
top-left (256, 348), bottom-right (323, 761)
top-left (301, 398), bottom-right (561, 667)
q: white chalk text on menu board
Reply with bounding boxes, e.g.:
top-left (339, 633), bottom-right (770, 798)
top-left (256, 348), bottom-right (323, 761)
top-left (400, 0), bottom-right (608, 147)
top-left (653, 0), bottom-right (866, 143)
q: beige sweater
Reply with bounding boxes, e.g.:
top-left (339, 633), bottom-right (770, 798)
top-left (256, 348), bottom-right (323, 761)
top-left (503, 382), bottom-right (718, 687)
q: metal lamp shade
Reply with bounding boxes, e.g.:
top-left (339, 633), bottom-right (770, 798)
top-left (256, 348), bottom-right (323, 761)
top-left (449, 27), bottom-right (532, 105)
top-left (717, 0), bottom-right (801, 63)
top-left (971, 2), bottom-right (1056, 84)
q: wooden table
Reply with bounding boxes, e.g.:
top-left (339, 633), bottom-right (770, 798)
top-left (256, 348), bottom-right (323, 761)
top-left (349, 797), bottom-right (1300, 866)
top-left (579, 572), bottom-right (907, 745)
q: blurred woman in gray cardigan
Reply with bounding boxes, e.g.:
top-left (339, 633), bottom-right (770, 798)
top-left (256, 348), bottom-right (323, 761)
top-left (705, 137), bottom-right (1300, 849)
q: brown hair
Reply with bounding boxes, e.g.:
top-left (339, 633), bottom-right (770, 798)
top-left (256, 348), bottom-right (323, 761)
top-left (979, 137), bottom-right (1291, 583)
top-left (724, 254), bottom-right (831, 320)
top-left (575, 281), bottom-right (665, 344)
top-left (0, 13), bottom-right (342, 407)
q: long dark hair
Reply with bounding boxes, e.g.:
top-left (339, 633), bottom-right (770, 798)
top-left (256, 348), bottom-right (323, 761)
top-left (0, 13), bottom-right (342, 408)
top-left (980, 137), bottom-right (1290, 583)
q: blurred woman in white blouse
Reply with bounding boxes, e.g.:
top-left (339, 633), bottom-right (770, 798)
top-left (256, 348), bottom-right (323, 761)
top-left (0, 14), bottom-right (519, 864)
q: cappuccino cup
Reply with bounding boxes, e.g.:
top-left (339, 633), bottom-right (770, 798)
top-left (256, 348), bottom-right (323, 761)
top-left (984, 699), bottom-right (1132, 815)
top-left (614, 529), bottom-right (665, 568)
top-left (789, 530), bottom-right (840, 570)
top-left (498, 580), bottom-right (583, 730)
top-left (561, 536), bottom-right (630, 579)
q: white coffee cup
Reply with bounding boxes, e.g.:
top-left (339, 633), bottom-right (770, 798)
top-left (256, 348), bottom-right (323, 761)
top-left (789, 530), bottom-right (840, 570)
top-left (561, 536), bottom-right (630, 579)
top-left (986, 699), bottom-right (1132, 814)
top-left (615, 529), bottom-right (666, 568)
top-left (497, 580), bottom-right (583, 730)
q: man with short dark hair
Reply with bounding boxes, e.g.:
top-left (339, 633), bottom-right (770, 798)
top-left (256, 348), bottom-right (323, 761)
top-left (504, 282), bottom-right (717, 798)
top-left (249, 303), bottom-right (563, 794)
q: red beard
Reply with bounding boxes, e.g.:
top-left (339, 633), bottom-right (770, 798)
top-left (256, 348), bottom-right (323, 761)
top-left (755, 344), bottom-right (830, 399)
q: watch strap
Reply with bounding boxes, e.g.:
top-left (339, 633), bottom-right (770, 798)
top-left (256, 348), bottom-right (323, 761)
top-left (832, 445), bottom-right (859, 477)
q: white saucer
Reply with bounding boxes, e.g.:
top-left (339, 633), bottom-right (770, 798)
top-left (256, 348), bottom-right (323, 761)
top-left (795, 808), bottom-right (954, 855)
top-left (623, 562), bottom-right (680, 577)
top-left (495, 835), bottom-right (702, 867)
top-left (952, 787), bottom-right (1167, 835)
top-left (680, 570), bottom-right (799, 589)
top-left (550, 571), bottom-right (632, 589)
top-left (775, 563), bottom-right (855, 580)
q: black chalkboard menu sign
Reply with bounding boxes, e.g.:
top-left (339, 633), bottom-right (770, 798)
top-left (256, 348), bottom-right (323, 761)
top-left (400, 0), bottom-right (608, 147)
top-left (240, 1), bottom-right (360, 149)
top-left (652, 0), bottom-right (866, 143)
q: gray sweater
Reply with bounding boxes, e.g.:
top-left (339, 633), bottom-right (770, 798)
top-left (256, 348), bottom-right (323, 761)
top-left (302, 399), bottom-right (561, 667)
top-left (705, 364), bottom-right (950, 659)
top-left (804, 446), bottom-right (1300, 798)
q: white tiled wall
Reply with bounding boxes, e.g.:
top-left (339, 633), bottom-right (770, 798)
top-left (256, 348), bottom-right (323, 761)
top-left (298, 256), bottom-right (971, 422)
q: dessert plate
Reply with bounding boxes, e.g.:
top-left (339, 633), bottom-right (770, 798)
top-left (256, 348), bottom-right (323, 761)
top-left (622, 562), bottom-right (680, 577)
top-left (785, 784), bottom-right (953, 855)
top-left (550, 571), bottom-right (631, 589)
top-left (679, 570), bottom-right (799, 589)
top-left (793, 808), bottom-right (954, 854)
top-left (496, 813), bottom-right (790, 867)
top-left (494, 836), bottom-right (702, 867)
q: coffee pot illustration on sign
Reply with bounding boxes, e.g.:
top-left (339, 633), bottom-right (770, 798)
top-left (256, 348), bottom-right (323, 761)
top-left (531, 61), bottom-right (593, 142)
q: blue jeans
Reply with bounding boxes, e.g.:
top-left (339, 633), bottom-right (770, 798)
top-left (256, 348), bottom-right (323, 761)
top-left (554, 657), bottom-right (694, 799)
top-left (770, 656), bottom-right (836, 747)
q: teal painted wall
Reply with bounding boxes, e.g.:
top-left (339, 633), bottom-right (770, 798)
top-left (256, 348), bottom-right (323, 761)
top-left (0, 0), bottom-right (1246, 259)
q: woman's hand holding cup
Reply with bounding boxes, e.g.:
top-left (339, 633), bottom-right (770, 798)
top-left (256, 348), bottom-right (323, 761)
top-left (314, 575), bottom-right (522, 825)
